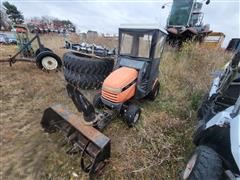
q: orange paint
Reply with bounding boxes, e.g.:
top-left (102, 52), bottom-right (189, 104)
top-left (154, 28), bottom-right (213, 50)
top-left (102, 67), bottom-right (138, 103)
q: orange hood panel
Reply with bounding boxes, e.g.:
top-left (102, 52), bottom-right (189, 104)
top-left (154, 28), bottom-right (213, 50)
top-left (103, 67), bottom-right (138, 90)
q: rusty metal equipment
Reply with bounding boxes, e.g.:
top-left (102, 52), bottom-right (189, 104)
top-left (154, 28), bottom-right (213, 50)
top-left (202, 32), bottom-right (225, 49)
top-left (41, 103), bottom-right (111, 174)
top-left (41, 84), bottom-right (112, 175)
top-left (163, 0), bottom-right (212, 47)
top-left (0, 25), bottom-right (62, 71)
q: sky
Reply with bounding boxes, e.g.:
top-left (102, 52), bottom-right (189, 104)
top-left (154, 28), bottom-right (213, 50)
top-left (3, 0), bottom-right (240, 46)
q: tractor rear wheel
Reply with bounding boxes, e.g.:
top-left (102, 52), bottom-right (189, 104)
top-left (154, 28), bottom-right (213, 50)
top-left (36, 51), bottom-right (62, 71)
top-left (181, 145), bottom-right (223, 180)
top-left (63, 51), bottom-right (114, 89)
top-left (147, 81), bottom-right (160, 100)
top-left (124, 104), bottom-right (141, 127)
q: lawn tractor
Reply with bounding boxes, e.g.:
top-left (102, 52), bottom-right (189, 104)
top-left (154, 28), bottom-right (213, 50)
top-left (41, 27), bottom-right (167, 176)
top-left (181, 52), bottom-right (240, 179)
top-left (163, 0), bottom-right (212, 47)
top-left (0, 25), bottom-right (62, 71)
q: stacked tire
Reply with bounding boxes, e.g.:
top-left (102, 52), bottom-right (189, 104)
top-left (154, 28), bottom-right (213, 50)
top-left (63, 52), bottom-right (114, 89)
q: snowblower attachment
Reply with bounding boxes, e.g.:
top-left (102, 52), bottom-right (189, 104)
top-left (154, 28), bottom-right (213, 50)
top-left (41, 103), bottom-right (111, 174)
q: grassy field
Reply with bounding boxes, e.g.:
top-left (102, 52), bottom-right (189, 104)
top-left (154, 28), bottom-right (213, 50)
top-left (0, 34), bottom-right (231, 179)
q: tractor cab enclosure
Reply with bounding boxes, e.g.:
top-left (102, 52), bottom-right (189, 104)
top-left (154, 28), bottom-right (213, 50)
top-left (102, 28), bottom-right (167, 105)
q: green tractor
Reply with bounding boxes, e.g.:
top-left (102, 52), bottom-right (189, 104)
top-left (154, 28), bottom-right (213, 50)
top-left (163, 0), bottom-right (212, 47)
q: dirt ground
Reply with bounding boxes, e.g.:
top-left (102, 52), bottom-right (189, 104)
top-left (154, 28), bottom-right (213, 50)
top-left (0, 35), bottom-right (229, 179)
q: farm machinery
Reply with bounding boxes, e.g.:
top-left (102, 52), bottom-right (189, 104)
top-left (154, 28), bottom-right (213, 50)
top-left (0, 25), bottom-right (62, 71)
top-left (226, 38), bottom-right (240, 53)
top-left (181, 52), bottom-right (240, 179)
top-left (202, 32), bottom-right (225, 49)
top-left (163, 0), bottom-right (212, 47)
top-left (41, 27), bottom-right (168, 176)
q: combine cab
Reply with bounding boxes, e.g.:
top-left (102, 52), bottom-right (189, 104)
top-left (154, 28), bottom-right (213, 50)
top-left (165, 0), bottom-right (212, 47)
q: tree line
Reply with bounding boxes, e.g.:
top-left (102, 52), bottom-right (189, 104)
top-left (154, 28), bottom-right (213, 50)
top-left (0, 1), bottom-right (75, 32)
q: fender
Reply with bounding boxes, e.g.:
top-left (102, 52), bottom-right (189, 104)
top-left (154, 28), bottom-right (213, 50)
top-left (205, 106), bottom-right (233, 129)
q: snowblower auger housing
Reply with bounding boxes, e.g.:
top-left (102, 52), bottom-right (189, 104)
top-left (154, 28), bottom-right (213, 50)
top-left (41, 104), bottom-right (111, 174)
top-left (41, 27), bottom-right (167, 176)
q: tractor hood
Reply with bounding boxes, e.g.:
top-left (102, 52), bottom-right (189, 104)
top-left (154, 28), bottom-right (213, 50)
top-left (102, 67), bottom-right (138, 93)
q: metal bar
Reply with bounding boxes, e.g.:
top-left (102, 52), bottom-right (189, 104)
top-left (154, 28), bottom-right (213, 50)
top-left (0, 59), bottom-right (11, 63)
top-left (0, 58), bottom-right (35, 63)
top-left (10, 34), bottom-right (38, 60)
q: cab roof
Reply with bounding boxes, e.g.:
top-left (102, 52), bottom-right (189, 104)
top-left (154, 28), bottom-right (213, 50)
top-left (119, 24), bottom-right (168, 35)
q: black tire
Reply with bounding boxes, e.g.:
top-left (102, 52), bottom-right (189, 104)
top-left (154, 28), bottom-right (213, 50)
top-left (63, 52), bottom-right (114, 75)
top-left (124, 104), bottom-right (141, 127)
top-left (93, 93), bottom-right (103, 109)
top-left (147, 81), bottom-right (160, 100)
top-left (35, 47), bottom-right (52, 57)
top-left (181, 145), bottom-right (223, 180)
top-left (36, 51), bottom-right (62, 71)
top-left (64, 69), bottom-right (104, 89)
top-left (63, 51), bottom-right (114, 89)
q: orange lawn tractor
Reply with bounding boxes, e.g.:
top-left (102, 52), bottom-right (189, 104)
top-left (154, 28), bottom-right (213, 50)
top-left (41, 27), bottom-right (168, 176)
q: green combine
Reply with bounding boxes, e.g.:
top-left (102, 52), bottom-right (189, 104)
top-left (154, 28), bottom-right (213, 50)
top-left (165, 0), bottom-right (211, 47)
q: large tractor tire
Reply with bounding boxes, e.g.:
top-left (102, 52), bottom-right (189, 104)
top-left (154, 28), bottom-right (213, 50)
top-left (63, 52), bottom-right (114, 89)
top-left (64, 69), bottom-right (105, 89)
top-left (181, 146), bottom-right (223, 180)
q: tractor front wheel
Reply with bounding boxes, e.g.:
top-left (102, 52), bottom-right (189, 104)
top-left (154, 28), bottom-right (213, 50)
top-left (124, 104), bottom-right (141, 127)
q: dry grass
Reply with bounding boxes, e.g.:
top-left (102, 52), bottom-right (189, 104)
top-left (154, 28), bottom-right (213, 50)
top-left (0, 34), bottom-right (231, 179)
